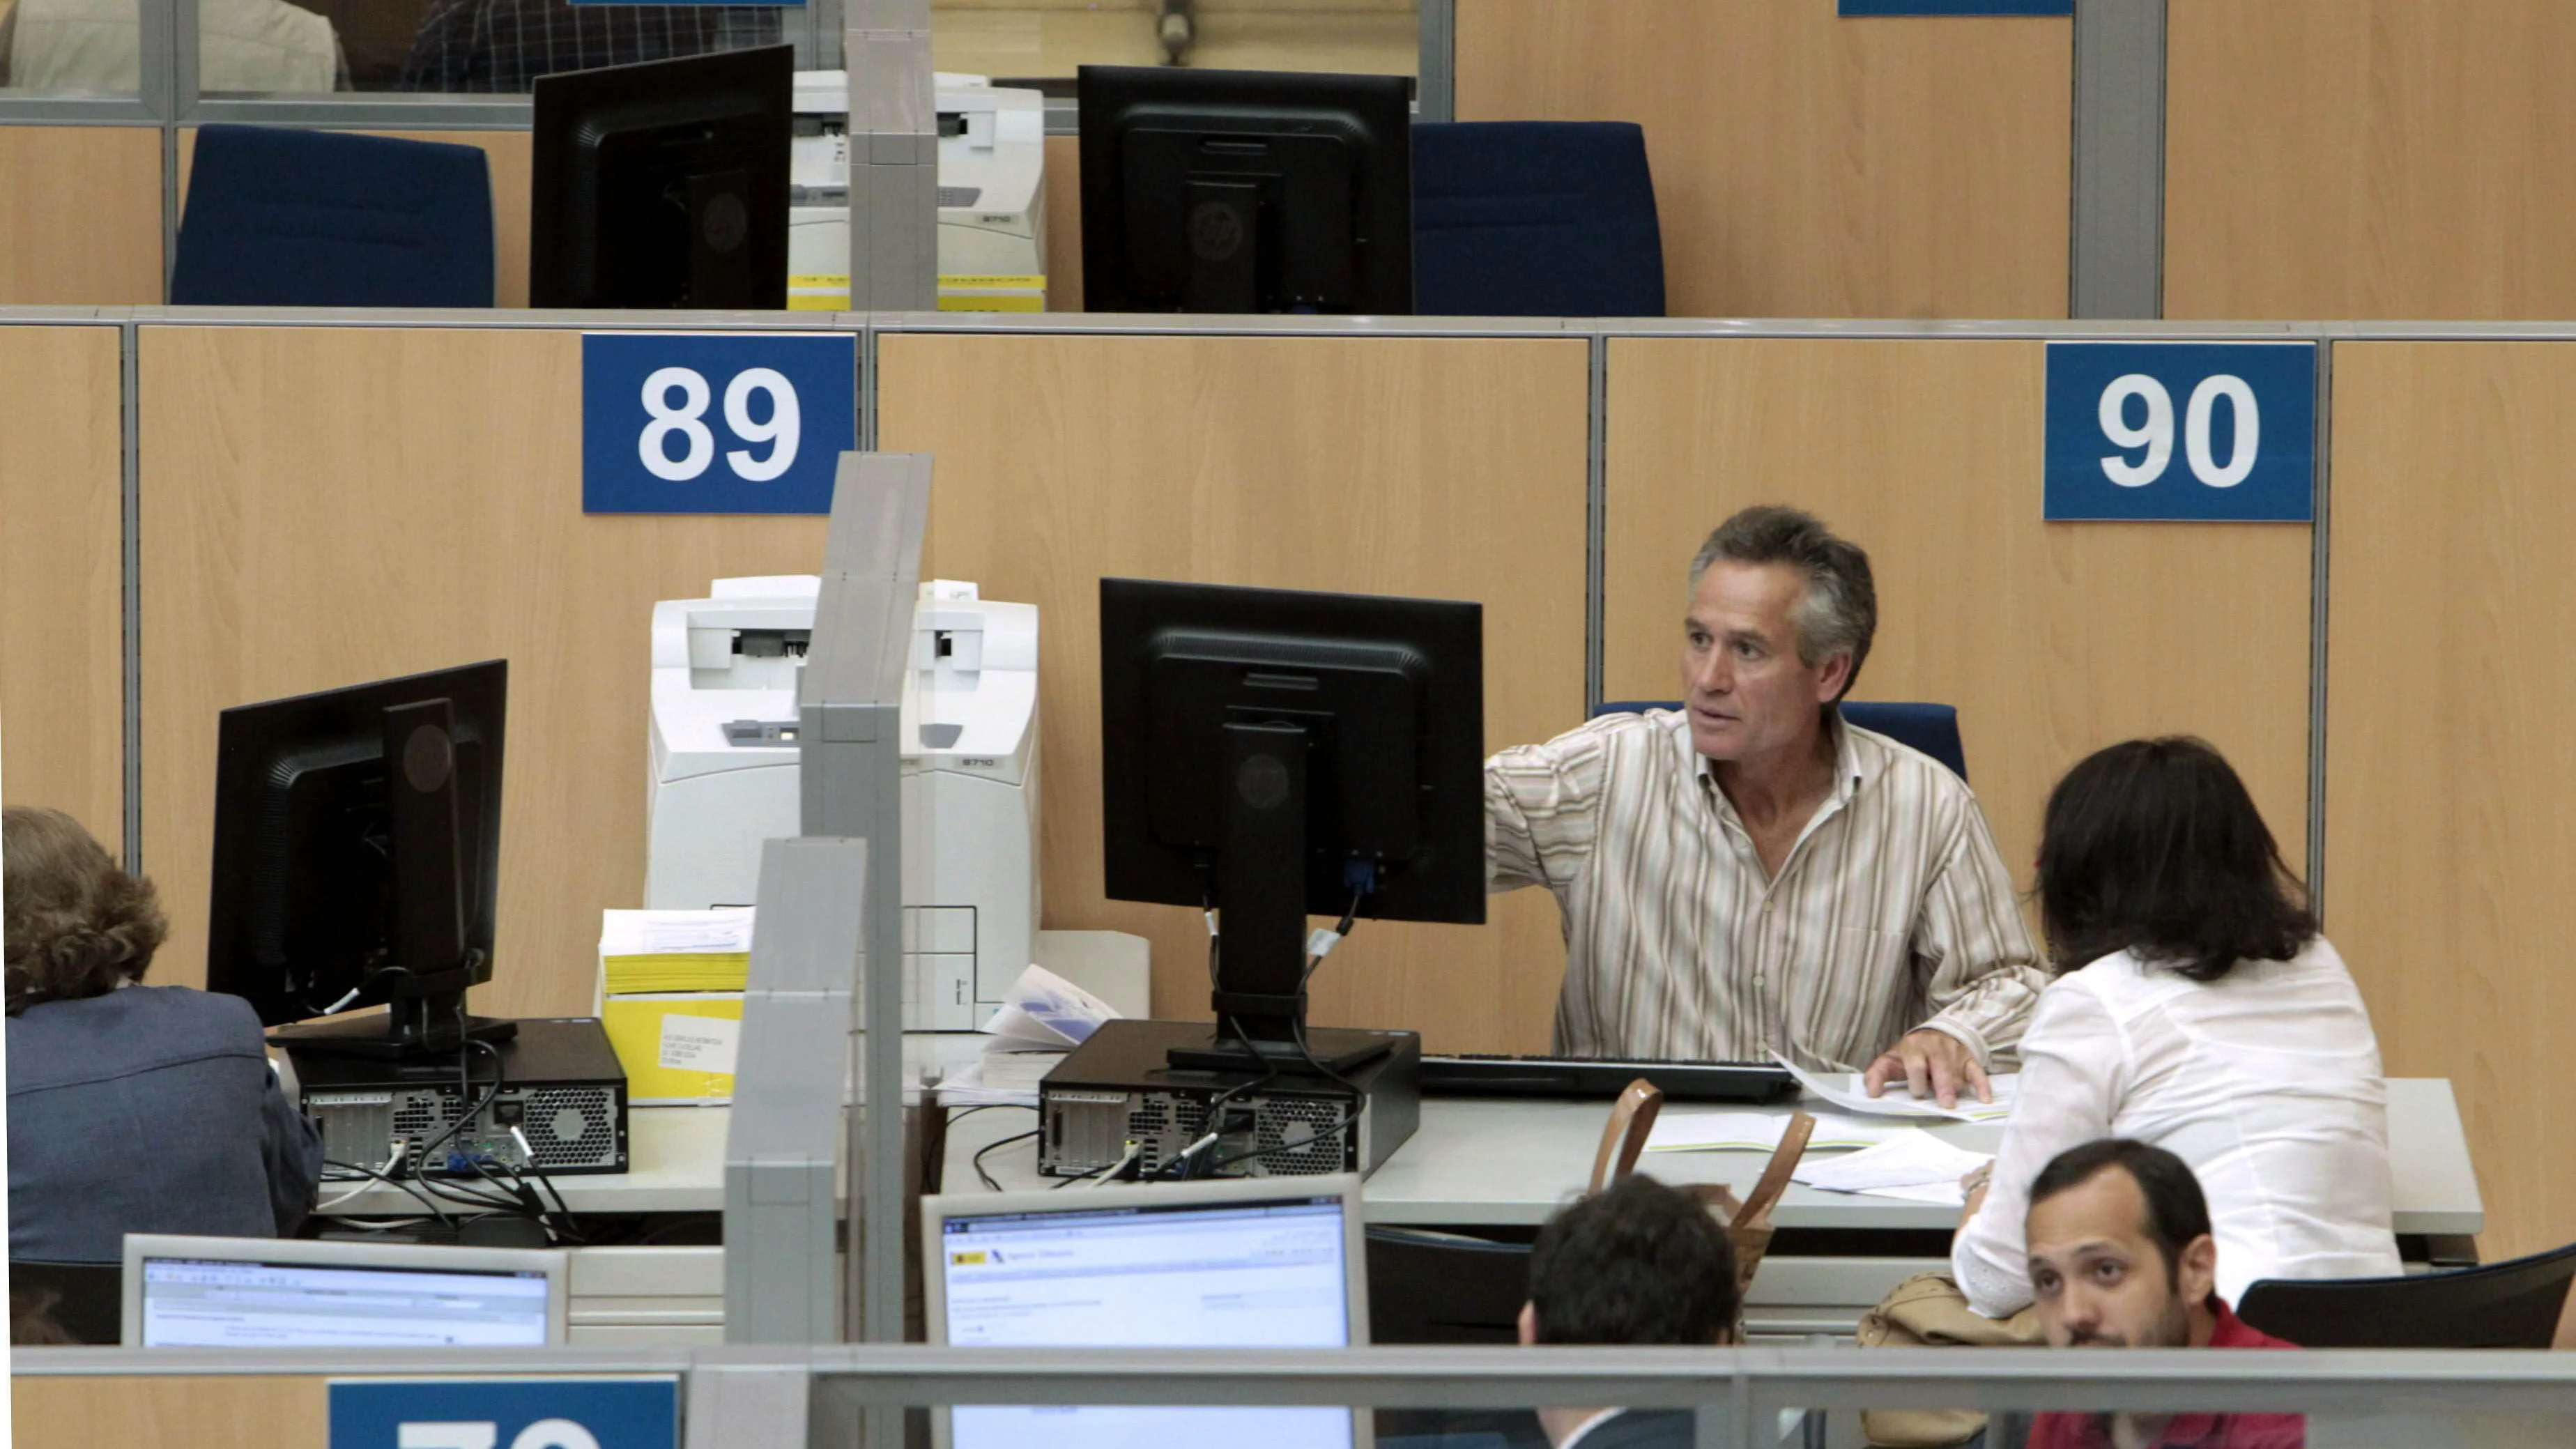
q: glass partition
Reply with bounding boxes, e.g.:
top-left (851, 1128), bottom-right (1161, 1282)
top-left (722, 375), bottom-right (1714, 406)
top-left (0, 0), bottom-right (145, 93)
top-left (930, 0), bottom-right (1418, 87)
top-left (197, 0), bottom-right (802, 93)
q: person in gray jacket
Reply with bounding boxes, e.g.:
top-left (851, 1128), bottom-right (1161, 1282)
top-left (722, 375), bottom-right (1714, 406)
top-left (6, 806), bottom-right (321, 1264)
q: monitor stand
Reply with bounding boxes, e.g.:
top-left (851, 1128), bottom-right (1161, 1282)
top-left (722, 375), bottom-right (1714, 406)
top-left (1165, 1025), bottom-right (1393, 1076)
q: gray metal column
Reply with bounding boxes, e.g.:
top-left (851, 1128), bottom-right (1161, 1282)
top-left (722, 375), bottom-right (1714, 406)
top-left (1418, 0), bottom-right (1457, 124)
top-left (800, 451), bottom-right (932, 1350)
top-left (845, 0), bottom-right (939, 311)
top-left (2069, 0), bottom-right (2165, 319)
top-left (725, 836), bottom-right (870, 1344)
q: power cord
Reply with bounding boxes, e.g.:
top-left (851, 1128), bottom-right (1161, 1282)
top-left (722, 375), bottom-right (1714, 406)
top-left (974, 1129), bottom-right (1042, 1191)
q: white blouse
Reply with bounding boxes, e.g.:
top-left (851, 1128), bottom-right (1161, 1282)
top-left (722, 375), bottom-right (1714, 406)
top-left (1952, 936), bottom-right (2402, 1317)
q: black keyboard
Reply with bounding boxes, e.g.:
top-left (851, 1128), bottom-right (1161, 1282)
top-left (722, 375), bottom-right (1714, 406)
top-left (1418, 1053), bottom-right (1800, 1104)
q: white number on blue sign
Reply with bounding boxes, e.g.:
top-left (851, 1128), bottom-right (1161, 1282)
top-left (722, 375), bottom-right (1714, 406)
top-left (2096, 373), bottom-right (2260, 490)
top-left (397, 1420), bottom-right (601, 1449)
top-left (637, 365), bottom-right (801, 484)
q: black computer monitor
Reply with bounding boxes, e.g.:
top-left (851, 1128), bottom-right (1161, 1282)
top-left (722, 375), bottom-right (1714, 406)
top-left (1077, 66), bottom-right (1412, 315)
top-left (528, 45), bottom-right (794, 309)
top-left (1099, 579), bottom-right (1482, 1072)
top-left (206, 661), bottom-right (509, 1060)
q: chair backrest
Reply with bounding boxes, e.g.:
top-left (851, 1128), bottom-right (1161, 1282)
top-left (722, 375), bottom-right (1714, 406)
top-left (1363, 1227), bottom-right (1531, 1344)
top-left (11, 1259), bottom-right (123, 1344)
top-left (1412, 121), bottom-right (1664, 318)
top-left (1591, 700), bottom-right (1968, 783)
top-left (2234, 1241), bottom-right (2576, 1349)
top-left (172, 125), bottom-right (496, 307)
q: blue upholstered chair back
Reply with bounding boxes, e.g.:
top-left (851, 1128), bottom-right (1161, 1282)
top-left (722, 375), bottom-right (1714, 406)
top-left (1592, 700), bottom-right (1968, 783)
top-left (1412, 121), bottom-right (1665, 318)
top-left (172, 125), bottom-right (496, 307)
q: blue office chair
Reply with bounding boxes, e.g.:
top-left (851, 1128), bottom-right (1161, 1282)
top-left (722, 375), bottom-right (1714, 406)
top-left (1593, 700), bottom-right (1968, 783)
top-left (1411, 121), bottom-right (1665, 318)
top-left (171, 125), bottom-right (496, 307)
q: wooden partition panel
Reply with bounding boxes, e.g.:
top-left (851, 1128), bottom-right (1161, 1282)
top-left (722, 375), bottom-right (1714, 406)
top-left (2167, 1), bottom-right (2576, 320)
top-left (177, 129), bottom-right (535, 307)
top-left (2324, 342), bottom-right (2576, 1262)
top-left (1043, 135), bottom-right (1082, 311)
top-left (1455, 0), bottom-right (2071, 321)
top-left (0, 324), bottom-right (125, 850)
top-left (16, 1376), bottom-right (323, 1449)
top-left (137, 325), bottom-right (829, 1015)
top-left (879, 332), bottom-right (1590, 1050)
top-left (0, 127), bottom-right (163, 305)
top-left (1604, 339), bottom-right (2313, 918)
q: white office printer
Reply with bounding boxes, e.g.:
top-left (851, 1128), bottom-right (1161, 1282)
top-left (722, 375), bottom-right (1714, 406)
top-left (644, 576), bottom-right (1042, 1031)
top-left (788, 70), bottom-right (1048, 313)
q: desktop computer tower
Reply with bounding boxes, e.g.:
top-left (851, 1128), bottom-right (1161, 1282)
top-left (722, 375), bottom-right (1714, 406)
top-left (294, 1016), bottom-right (630, 1179)
top-left (1037, 1018), bottom-right (1420, 1179)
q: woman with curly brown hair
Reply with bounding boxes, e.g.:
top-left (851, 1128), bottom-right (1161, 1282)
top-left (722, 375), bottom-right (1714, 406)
top-left (5, 806), bottom-right (321, 1263)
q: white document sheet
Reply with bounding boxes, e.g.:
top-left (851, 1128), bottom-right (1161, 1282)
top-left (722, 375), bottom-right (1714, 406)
top-left (1645, 1110), bottom-right (1915, 1155)
top-left (981, 963), bottom-right (1122, 1051)
top-left (1770, 1050), bottom-right (2019, 1122)
top-left (1792, 1128), bottom-right (1993, 1193)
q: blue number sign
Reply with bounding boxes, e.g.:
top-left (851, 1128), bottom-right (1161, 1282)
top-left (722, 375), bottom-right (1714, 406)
top-left (583, 332), bottom-right (855, 514)
top-left (2044, 342), bottom-right (2317, 523)
top-left (329, 1378), bottom-right (677, 1449)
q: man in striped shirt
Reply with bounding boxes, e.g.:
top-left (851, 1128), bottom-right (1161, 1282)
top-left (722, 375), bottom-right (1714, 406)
top-left (1486, 505), bottom-right (2044, 1105)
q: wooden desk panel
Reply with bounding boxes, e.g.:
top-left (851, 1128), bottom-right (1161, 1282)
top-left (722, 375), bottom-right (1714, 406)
top-left (1603, 338), bottom-right (2313, 926)
top-left (0, 324), bottom-right (126, 852)
top-left (2324, 342), bottom-right (2576, 1262)
top-left (2167, 0), bottom-right (2576, 321)
top-left (879, 332), bottom-right (1590, 1052)
top-left (136, 325), bottom-right (829, 1016)
top-left (0, 127), bottom-right (162, 306)
top-left (1456, 0), bottom-right (2070, 321)
top-left (15, 1375), bottom-right (324, 1449)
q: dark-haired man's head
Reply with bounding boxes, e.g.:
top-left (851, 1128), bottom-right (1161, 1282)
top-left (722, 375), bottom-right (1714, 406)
top-left (2035, 737), bottom-right (2315, 983)
top-left (2024, 1140), bottom-right (2218, 1351)
top-left (1519, 1174), bottom-right (1740, 1348)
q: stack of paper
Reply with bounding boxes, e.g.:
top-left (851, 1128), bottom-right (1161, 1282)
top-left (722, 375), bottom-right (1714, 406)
top-left (1791, 1129), bottom-right (1993, 1206)
top-left (935, 964), bottom-right (1124, 1108)
top-left (1770, 1050), bottom-right (2020, 1123)
top-left (600, 908), bottom-right (755, 995)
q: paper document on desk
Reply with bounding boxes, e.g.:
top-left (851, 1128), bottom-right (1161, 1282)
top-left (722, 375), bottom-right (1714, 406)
top-left (1793, 1128), bottom-right (1991, 1197)
top-left (1770, 1050), bottom-right (2018, 1122)
top-left (936, 1050), bottom-right (1059, 1107)
top-left (1645, 1110), bottom-right (1912, 1155)
top-left (981, 963), bottom-right (1121, 1051)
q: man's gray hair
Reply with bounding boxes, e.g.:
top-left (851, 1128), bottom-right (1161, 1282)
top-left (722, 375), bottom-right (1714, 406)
top-left (1689, 505), bottom-right (1877, 696)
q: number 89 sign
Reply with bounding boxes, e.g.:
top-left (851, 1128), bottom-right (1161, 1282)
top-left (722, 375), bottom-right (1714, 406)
top-left (582, 332), bottom-right (857, 514)
top-left (2043, 342), bottom-right (2316, 523)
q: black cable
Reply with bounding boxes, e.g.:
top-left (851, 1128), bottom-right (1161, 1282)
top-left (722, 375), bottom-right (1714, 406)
top-left (321, 1158), bottom-right (455, 1227)
top-left (974, 1128), bottom-right (1041, 1192)
top-left (1208, 1017), bottom-right (1365, 1174)
top-left (1153, 1012), bottom-right (1274, 1182)
top-left (412, 1033), bottom-right (505, 1175)
top-left (1298, 889), bottom-right (1367, 991)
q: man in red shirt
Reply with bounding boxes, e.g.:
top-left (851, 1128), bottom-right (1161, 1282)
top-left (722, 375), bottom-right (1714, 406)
top-left (2021, 1140), bottom-right (2303, 1449)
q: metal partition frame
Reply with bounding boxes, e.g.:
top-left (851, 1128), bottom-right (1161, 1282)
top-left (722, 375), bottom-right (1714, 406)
top-left (24, 1342), bottom-right (2576, 1449)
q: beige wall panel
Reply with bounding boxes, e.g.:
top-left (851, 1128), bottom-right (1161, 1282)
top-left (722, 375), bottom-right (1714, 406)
top-left (2324, 342), bottom-right (2576, 1262)
top-left (137, 326), bottom-right (829, 1015)
top-left (0, 325), bottom-right (125, 852)
top-left (1044, 134), bottom-right (1082, 311)
top-left (1604, 339), bottom-right (2312, 922)
top-left (0, 126), bottom-right (162, 305)
top-left (178, 129), bottom-right (534, 307)
top-left (879, 333), bottom-right (1588, 1051)
top-left (15, 1375), bottom-right (324, 1449)
top-left (2167, 1), bottom-right (2576, 321)
top-left (1455, 0), bottom-right (2069, 321)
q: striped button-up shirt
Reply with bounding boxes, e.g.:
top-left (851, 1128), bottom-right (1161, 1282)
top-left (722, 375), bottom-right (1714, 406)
top-left (1487, 709), bottom-right (2044, 1071)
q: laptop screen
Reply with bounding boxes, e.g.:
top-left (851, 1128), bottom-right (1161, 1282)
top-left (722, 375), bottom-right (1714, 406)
top-left (136, 1255), bottom-right (555, 1348)
top-left (939, 1190), bottom-right (1355, 1449)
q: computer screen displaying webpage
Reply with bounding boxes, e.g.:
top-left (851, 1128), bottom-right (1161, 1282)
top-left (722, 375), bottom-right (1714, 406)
top-left (139, 1256), bottom-right (553, 1348)
top-left (940, 1193), bottom-right (1354, 1449)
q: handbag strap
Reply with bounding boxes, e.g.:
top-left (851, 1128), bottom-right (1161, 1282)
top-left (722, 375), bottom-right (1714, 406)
top-left (1730, 1110), bottom-right (1814, 1233)
top-left (1588, 1077), bottom-right (1665, 1193)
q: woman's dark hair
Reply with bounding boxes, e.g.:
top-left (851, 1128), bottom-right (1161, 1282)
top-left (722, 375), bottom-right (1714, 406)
top-left (2034, 737), bottom-right (2314, 983)
top-left (3, 806), bottom-right (168, 1014)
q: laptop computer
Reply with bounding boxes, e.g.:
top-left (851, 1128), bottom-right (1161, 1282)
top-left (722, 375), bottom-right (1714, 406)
top-left (121, 1233), bottom-right (567, 1348)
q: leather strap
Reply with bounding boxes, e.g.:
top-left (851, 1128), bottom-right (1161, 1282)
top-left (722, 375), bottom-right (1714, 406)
top-left (1588, 1077), bottom-right (1665, 1193)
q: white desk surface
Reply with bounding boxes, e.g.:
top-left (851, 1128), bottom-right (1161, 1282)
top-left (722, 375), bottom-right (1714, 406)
top-left (321, 1077), bottom-right (2483, 1237)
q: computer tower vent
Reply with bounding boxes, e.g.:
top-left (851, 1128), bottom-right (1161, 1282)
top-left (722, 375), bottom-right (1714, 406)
top-left (521, 1087), bottom-right (620, 1168)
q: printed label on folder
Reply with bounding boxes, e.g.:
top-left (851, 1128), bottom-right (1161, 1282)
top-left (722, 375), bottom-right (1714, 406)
top-left (658, 1013), bottom-right (742, 1074)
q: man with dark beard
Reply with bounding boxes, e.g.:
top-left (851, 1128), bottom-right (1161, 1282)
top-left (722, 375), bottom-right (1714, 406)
top-left (2022, 1140), bottom-right (2303, 1449)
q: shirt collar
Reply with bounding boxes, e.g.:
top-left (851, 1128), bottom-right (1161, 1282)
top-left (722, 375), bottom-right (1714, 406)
top-left (1690, 705), bottom-right (1875, 806)
top-left (1556, 1409), bottom-right (1625, 1449)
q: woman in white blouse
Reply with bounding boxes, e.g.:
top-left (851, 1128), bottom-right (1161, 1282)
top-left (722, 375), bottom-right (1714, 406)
top-left (1950, 737), bottom-right (2401, 1318)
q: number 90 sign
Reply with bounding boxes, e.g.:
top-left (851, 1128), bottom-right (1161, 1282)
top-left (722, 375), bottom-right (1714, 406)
top-left (2044, 342), bottom-right (2315, 523)
top-left (583, 333), bottom-right (856, 514)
